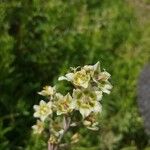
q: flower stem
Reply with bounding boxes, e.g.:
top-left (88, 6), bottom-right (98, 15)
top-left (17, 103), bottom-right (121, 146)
top-left (48, 142), bottom-right (58, 150)
top-left (48, 116), bottom-right (71, 150)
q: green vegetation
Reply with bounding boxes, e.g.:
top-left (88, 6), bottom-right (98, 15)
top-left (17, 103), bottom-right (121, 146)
top-left (0, 0), bottom-right (150, 149)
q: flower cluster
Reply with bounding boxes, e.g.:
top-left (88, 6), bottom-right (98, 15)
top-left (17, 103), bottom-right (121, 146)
top-left (32, 62), bottom-right (112, 147)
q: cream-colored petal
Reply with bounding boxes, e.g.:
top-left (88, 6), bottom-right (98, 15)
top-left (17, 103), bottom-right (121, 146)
top-left (73, 89), bottom-right (81, 99)
top-left (37, 91), bottom-right (43, 95)
top-left (33, 112), bottom-right (40, 118)
top-left (93, 102), bottom-right (102, 113)
top-left (83, 120), bottom-right (91, 126)
top-left (87, 126), bottom-right (99, 131)
top-left (47, 101), bottom-right (52, 107)
top-left (80, 108), bottom-right (91, 118)
top-left (40, 100), bottom-right (46, 105)
top-left (101, 82), bottom-right (112, 94)
top-left (55, 93), bottom-right (64, 99)
top-left (93, 61), bottom-right (100, 72)
top-left (41, 115), bottom-right (47, 121)
top-left (56, 110), bottom-right (62, 116)
top-left (81, 81), bottom-right (89, 88)
top-left (83, 65), bottom-right (94, 71)
top-left (33, 105), bottom-right (39, 111)
top-left (58, 76), bottom-right (68, 81)
top-left (70, 100), bottom-right (76, 109)
top-left (66, 73), bottom-right (74, 81)
top-left (95, 91), bottom-right (103, 101)
top-left (103, 71), bottom-right (111, 79)
top-left (65, 93), bottom-right (72, 101)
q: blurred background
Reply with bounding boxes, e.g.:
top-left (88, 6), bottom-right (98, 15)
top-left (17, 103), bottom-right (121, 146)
top-left (0, 0), bottom-right (150, 150)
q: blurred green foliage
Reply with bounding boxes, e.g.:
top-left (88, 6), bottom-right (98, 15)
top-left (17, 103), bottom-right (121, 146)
top-left (0, 0), bottom-right (150, 150)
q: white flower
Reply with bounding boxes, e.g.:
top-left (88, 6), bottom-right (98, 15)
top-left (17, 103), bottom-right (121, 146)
top-left (83, 113), bottom-right (99, 131)
top-left (54, 93), bottom-right (73, 115)
top-left (38, 86), bottom-right (56, 97)
top-left (73, 70), bottom-right (90, 88)
top-left (72, 89), bottom-right (102, 118)
top-left (93, 71), bottom-right (111, 83)
top-left (98, 71), bottom-right (111, 81)
top-left (33, 100), bottom-right (52, 121)
top-left (98, 81), bottom-right (113, 94)
top-left (32, 120), bottom-right (44, 134)
top-left (59, 69), bottom-right (90, 88)
top-left (90, 62), bottom-right (112, 94)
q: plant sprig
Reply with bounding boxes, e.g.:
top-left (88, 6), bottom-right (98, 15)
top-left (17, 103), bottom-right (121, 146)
top-left (32, 62), bottom-right (112, 150)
